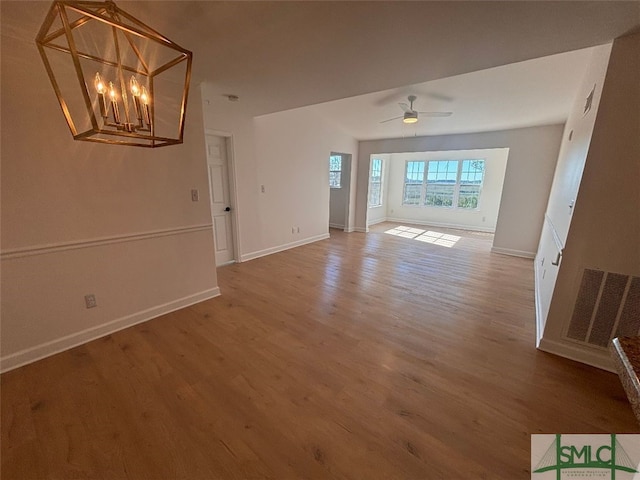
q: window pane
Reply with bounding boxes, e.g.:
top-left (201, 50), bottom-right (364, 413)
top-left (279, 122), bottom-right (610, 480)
top-left (369, 158), bottom-right (383, 206)
top-left (403, 184), bottom-right (422, 205)
top-left (458, 184), bottom-right (481, 208)
top-left (329, 171), bottom-right (341, 188)
top-left (425, 184), bottom-right (455, 207)
top-left (458, 159), bottom-right (484, 208)
top-left (330, 155), bottom-right (342, 188)
top-left (427, 160), bottom-right (456, 182)
top-left (460, 159), bottom-right (485, 184)
top-left (445, 161), bottom-right (457, 181)
top-left (369, 183), bottom-right (381, 206)
top-left (371, 158), bottom-right (382, 176)
top-left (425, 160), bottom-right (456, 207)
top-left (329, 155), bottom-right (342, 172)
top-left (403, 161), bottom-right (425, 205)
top-left (406, 161), bottom-right (425, 183)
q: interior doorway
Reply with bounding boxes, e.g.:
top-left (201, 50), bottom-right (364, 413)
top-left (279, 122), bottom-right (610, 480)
top-left (205, 133), bottom-right (238, 265)
top-left (328, 152), bottom-right (352, 232)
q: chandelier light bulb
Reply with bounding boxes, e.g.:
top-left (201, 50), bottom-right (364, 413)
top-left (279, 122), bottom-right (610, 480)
top-left (140, 86), bottom-right (150, 105)
top-left (140, 86), bottom-right (151, 125)
top-left (107, 81), bottom-right (121, 124)
top-left (94, 72), bottom-right (106, 94)
top-left (129, 76), bottom-right (141, 96)
top-left (108, 82), bottom-right (117, 100)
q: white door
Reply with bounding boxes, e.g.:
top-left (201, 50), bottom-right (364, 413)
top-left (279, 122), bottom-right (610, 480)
top-left (206, 134), bottom-right (235, 265)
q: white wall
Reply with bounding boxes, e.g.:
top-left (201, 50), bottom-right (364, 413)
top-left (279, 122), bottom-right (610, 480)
top-left (1, 12), bottom-right (219, 371)
top-left (357, 125), bottom-right (564, 256)
top-left (253, 110), bottom-right (358, 251)
top-left (541, 33), bottom-right (639, 359)
top-left (201, 82), bottom-right (358, 260)
top-left (535, 44), bottom-right (612, 340)
top-left (544, 44), bottom-right (614, 244)
top-left (380, 148), bottom-right (508, 232)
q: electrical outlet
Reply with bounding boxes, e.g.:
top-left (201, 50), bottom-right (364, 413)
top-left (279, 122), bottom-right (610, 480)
top-left (261, 185), bottom-right (266, 193)
top-left (85, 294), bottom-right (97, 309)
top-left (191, 189), bottom-right (199, 202)
top-left (297, 226), bottom-right (300, 233)
top-left (292, 226), bottom-right (296, 234)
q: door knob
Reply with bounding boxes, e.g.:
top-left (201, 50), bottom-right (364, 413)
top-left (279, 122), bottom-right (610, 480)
top-left (224, 207), bottom-right (231, 212)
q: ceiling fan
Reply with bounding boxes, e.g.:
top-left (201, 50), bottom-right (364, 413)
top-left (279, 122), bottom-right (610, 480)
top-left (380, 95), bottom-right (452, 124)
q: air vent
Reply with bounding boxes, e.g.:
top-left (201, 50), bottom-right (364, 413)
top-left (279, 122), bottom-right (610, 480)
top-left (566, 269), bottom-right (640, 348)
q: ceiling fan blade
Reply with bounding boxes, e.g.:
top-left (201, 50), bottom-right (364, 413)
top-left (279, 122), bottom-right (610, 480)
top-left (373, 89), bottom-right (412, 106)
top-left (379, 115), bottom-right (404, 124)
top-left (417, 111), bottom-right (453, 117)
top-left (398, 103), bottom-right (412, 113)
top-left (423, 92), bottom-right (454, 103)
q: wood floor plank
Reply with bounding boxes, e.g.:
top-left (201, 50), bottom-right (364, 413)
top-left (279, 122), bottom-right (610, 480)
top-left (2, 223), bottom-right (637, 479)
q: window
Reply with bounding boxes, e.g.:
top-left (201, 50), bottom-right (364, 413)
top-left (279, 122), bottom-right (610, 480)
top-left (402, 159), bottom-right (485, 209)
top-left (369, 158), bottom-right (383, 207)
top-left (329, 155), bottom-right (342, 188)
top-left (458, 160), bottom-right (485, 209)
top-left (425, 160), bottom-right (458, 207)
top-left (403, 161), bottom-right (425, 205)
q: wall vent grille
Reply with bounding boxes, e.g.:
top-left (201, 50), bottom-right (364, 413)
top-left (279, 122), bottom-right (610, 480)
top-left (566, 269), bottom-right (640, 348)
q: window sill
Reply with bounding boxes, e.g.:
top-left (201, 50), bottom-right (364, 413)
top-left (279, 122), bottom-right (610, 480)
top-left (401, 204), bottom-right (481, 211)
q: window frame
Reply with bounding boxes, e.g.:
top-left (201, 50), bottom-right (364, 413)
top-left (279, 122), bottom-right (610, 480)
top-left (368, 158), bottom-right (384, 207)
top-left (457, 159), bottom-right (485, 210)
top-left (424, 159), bottom-right (459, 208)
top-left (402, 159), bottom-right (485, 210)
top-left (402, 160), bottom-right (426, 206)
top-left (329, 154), bottom-right (342, 189)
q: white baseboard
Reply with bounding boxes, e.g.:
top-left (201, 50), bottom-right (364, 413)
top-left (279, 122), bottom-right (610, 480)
top-left (366, 217), bottom-right (387, 226)
top-left (343, 227), bottom-right (355, 233)
top-left (217, 260), bottom-right (236, 267)
top-left (491, 246), bottom-right (536, 259)
top-left (538, 337), bottom-right (615, 373)
top-left (354, 227), bottom-right (369, 233)
top-left (240, 233), bottom-right (330, 262)
top-left (384, 217), bottom-right (495, 233)
top-left (0, 287), bottom-right (221, 373)
top-left (329, 223), bottom-right (345, 229)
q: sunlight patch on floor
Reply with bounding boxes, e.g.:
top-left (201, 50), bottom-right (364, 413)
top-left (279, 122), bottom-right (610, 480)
top-left (384, 226), bottom-right (461, 248)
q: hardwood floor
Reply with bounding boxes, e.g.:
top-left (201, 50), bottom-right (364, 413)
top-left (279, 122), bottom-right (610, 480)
top-left (2, 223), bottom-right (636, 479)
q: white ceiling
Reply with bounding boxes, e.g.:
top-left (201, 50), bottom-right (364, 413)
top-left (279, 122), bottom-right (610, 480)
top-left (131, 1), bottom-right (639, 115)
top-left (304, 47), bottom-right (595, 140)
top-left (3, 1), bottom-right (640, 139)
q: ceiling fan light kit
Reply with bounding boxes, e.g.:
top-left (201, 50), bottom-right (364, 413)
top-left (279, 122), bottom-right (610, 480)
top-left (403, 112), bottom-right (418, 124)
top-left (381, 95), bottom-right (452, 125)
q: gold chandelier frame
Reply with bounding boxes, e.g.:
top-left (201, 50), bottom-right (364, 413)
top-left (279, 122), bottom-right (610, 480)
top-left (36, 0), bottom-right (193, 147)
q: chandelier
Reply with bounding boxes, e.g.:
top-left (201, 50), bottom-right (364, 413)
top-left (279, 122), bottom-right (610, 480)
top-left (36, 1), bottom-right (193, 147)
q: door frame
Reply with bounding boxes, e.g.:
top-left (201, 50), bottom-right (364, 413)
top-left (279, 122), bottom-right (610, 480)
top-left (205, 128), bottom-right (241, 264)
